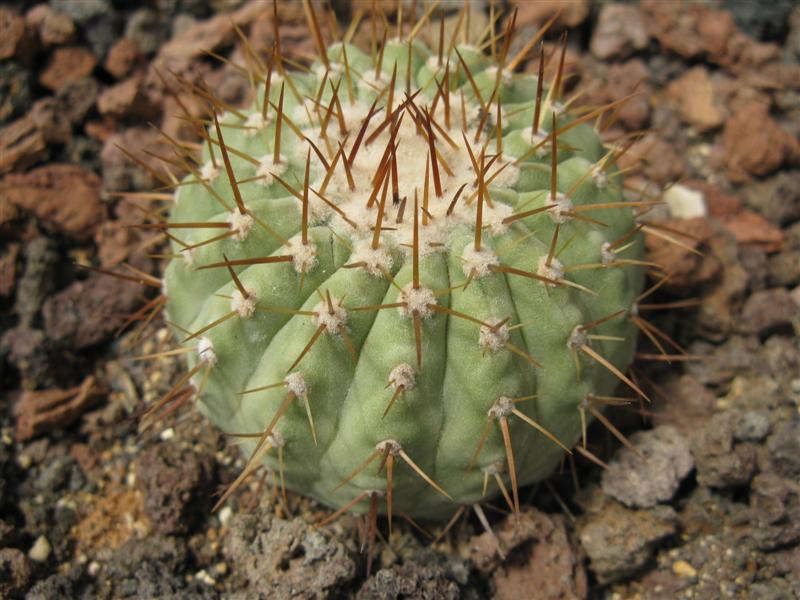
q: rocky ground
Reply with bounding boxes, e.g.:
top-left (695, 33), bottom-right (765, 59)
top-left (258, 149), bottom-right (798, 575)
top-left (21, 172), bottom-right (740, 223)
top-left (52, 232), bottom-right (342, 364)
top-left (0, 1), bottom-right (799, 598)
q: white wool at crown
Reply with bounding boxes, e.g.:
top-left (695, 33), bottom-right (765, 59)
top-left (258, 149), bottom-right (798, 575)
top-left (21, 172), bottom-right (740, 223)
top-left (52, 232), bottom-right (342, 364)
top-left (286, 96), bottom-right (520, 262)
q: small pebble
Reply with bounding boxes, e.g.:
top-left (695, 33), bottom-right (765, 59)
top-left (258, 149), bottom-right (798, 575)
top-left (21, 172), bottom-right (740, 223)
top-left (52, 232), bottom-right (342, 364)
top-left (160, 427), bottom-right (175, 441)
top-left (664, 184), bottom-right (707, 219)
top-left (672, 560), bottom-right (698, 578)
top-left (218, 506), bottom-right (233, 528)
top-left (28, 536), bottom-right (51, 563)
top-left (195, 569), bottom-right (216, 585)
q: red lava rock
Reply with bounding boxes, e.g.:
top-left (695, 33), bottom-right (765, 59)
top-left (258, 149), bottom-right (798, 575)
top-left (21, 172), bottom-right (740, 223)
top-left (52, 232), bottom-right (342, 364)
top-left (510, 0), bottom-right (589, 29)
top-left (0, 7), bottom-right (36, 62)
top-left (0, 242), bottom-right (20, 297)
top-left (618, 134), bottom-right (684, 185)
top-left (25, 4), bottom-right (75, 47)
top-left (13, 376), bottom-right (104, 442)
top-left (590, 3), bottom-right (649, 60)
top-left (666, 66), bottom-right (725, 131)
top-left (39, 45), bottom-right (97, 93)
top-left (104, 38), bottom-right (144, 80)
top-left (718, 101), bottom-right (800, 183)
top-left (41, 270), bottom-right (143, 349)
top-left (0, 164), bottom-right (105, 240)
top-left (722, 211), bottom-right (783, 252)
top-left (644, 217), bottom-right (719, 289)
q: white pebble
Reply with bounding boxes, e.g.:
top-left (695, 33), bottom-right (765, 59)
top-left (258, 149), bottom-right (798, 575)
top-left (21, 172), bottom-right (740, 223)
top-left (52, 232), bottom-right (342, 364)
top-left (29, 536), bottom-right (51, 562)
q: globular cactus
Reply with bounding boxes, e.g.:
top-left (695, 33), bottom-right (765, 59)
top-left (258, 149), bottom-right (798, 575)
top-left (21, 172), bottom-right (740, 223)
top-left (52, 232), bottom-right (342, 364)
top-left (154, 5), bottom-right (649, 523)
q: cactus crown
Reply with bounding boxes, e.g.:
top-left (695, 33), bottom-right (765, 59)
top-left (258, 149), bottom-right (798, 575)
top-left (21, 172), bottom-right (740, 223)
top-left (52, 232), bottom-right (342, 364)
top-left (147, 4), bottom-right (648, 527)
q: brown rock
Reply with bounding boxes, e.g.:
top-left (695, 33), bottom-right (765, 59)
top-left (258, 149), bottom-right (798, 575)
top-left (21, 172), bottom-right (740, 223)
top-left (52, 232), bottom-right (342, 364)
top-left (69, 442), bottom-right (98, 473)
top-left (645, 217), bottom-right (719, 289)
top-left (719, 101), bottom-right (800, 183)
top-left (30, 97), bottom-right (72, 144)
top-left (590, 4), bottom-right (649, 60)
top-left (642, 1), bottom-right (704, 59)
top-left (0, 242), bottom-right (20, 297)
top-left (73, 489), bottom-right (149, 554)
top-left (666, 66), bottom-right (725, 131)
top-left (723, 211), bottom-right (784, 252)
top-left (698, 231), bottom-right (748, 335)
top-left (94, 221), bottom-right (137, 268)
top-left (728, 33), bottom-right (781, 72)
top-left (697, 9), bottom-right (735, 60)
top-left (577, 492), bottom-right (678, 584)
top-left (97, 75), bottom-right (159, 120)
top-left (135, 442), bottom-right (215, 535)
top-left (157, 1), bottom-right (263, 62)
top-left (0, 8), bottom-right (36, 62)
top-left (511, 0), bottom-right (589, 29)
top-left (0, 114), bottom-right (48, 175)
top-left (684, 180), bottom-right (740, 219)
top-left (104, 38), bottom-right (143, 79)
top-left (485, 510), bottom-right (588, 600)
top-left (56, 77), bottom-right (100, 125)
top-left (39, 45), bottom-right (97, 92)
top-left (0, 164), bottom-right (105, 239)
top-left (25, 4), bottom-right (75, 47)
top-left (618, 134), bottom-right (684, 185)
top-left (41, 271), bottom-right (143, 349)
top-left (13, 376), bottom-right (104, 442)
top-left (100, 127), bottom-right (176, 191)
top-left (608, 60), bottom-right (651, 129)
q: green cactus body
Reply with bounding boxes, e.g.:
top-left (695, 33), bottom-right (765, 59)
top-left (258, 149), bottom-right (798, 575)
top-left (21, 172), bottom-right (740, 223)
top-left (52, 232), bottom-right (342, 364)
top-left (163, 38), bottom-right (644, 520)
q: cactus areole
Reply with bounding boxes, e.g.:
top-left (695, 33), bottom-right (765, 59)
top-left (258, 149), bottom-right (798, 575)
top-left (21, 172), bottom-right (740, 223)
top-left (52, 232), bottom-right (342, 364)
top-left (162, 35), bottom-right (645, 520)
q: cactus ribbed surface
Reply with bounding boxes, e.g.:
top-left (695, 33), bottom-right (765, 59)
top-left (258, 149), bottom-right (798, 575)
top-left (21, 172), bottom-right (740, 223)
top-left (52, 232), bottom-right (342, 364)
top-left (162, 35), bottom-right (645, 520)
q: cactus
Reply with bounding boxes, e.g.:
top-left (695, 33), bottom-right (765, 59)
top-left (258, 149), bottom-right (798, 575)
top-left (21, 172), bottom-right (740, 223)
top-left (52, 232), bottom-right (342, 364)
top-left (152, 6), bottom-right (648, 524)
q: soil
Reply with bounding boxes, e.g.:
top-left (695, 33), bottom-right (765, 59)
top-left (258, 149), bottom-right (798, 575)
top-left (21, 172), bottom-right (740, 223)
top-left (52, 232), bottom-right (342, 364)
top-left (1, 1), bottom-right (798, 598)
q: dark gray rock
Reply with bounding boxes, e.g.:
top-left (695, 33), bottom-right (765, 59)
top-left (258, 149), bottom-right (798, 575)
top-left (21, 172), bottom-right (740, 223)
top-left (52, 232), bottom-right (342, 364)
top-left (224, 508), bottom-right (358, 599)
top-left (691, 413), bottom-right (757, 488)
top-left (356, 562), bottom-right (460, 600)
top-left (0, 62), bottom-right (31, 125)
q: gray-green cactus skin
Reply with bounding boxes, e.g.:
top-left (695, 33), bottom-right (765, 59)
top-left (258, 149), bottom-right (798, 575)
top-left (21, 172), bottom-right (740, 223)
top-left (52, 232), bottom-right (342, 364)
top-left (162, 38), bottom-right (645, 520)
